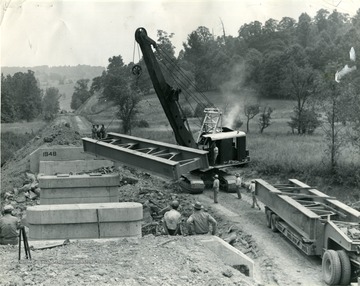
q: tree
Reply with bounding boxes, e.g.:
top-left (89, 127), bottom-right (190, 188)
top-left (42, 87), bottom-right (60, 121)
top-left (316, 65), bottom-right (348, 171)
top-left (183, 26), bottom-right (216, 90)
top-left (10, 70), bottom-right (42, 122)
top-left (91, 55), bottom-right (142, 134)
top-left (282, 45), bottom-right (319, 134)
top-left (71, 79), bottom-right (91, 110)
top-left (244, 104), bottom-right (260, 132)
top-left (296, 13), bottom-right (312, 48)
top-left (1, 74), bottom-right (16, 122)
top-left (114, 86), bottom-right (141, 134)
top-left (259, 106), bottom-right (273, 133)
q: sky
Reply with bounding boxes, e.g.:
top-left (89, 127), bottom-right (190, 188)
top-left (1, 0), bottom-right (360, 67)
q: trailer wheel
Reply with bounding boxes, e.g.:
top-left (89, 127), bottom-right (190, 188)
top-left (336, 250), bottom-right (351, 285)
top-left (322, 250), bottom-right (341, 285)
top-left (270, 214), bottom-right (279, 232)
top-left (265, 210), bottom-right (272, 228)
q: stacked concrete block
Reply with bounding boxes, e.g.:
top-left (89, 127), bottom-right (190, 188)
top-left (38, 173), bottom-right (120, 205)
top-left (27, 202), bottom-right (143, 240)
top-left (29, 146), bottom-right (114, 174)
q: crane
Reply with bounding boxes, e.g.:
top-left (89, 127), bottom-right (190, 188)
top-left (134, 27), bottom-right (250, 192)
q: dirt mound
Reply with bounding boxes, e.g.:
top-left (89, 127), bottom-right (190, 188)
top-left (0, 237), bottom-right (256, 286)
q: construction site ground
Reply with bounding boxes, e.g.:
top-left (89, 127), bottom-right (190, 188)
top-left (0, 115), bottom-right (332, 285)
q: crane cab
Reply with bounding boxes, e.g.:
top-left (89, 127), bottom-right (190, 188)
top-left (200, 130), bottom-right (250, 166)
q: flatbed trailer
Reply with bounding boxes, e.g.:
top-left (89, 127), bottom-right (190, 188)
top-left (255, 179), bottom-right (360, 285)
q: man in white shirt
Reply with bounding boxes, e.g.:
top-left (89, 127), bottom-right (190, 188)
top-left (213, 174), bottom-right (220, 203)
top-left (235, 174), bottom-right (242, 199)
top-left (249, 180), bottom-right (261, 210)
top-left (163, 201), bottom-right (182, 235)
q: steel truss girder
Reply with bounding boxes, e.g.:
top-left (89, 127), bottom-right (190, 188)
top-left (82, 133), bottom-right (209, 180)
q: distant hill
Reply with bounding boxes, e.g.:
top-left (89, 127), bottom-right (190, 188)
top-left (1, 65), bottom-right (105, 111)
top-left (1, 65), bottom-right (105, 81)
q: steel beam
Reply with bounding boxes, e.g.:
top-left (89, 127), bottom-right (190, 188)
top-left (82, 133), bottom-right (209, 180)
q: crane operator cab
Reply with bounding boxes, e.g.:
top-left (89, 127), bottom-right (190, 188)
top-left (198, 129), bottom-right (249, 167)
top-left (196, 107), bottom-right (249, 167)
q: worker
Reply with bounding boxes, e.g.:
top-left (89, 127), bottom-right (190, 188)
top-left (235, 173), bottom-right (242, 199)
top-left (186, 202), bottom-right (217, 235)
top-left (249, 180), bottom-right (261, 210)
top-left (96, 124), bottom-right (101, 139)
top-left (100, 124), bottom-right (106, 139)
top-left (213, 145), bottom-right (219, 165)
top-left (0, 205), bottom-right (20, 245)
top-left (91, 125), bottom-right (97, 139)
top-left (213, 174), bottom-right (220, 203)
top-left (162, 200), bottom-right (182, 236)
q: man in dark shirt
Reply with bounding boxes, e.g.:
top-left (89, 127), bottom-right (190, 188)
top-left (0, 205), bottom-right (20, 245)
top-left (187, 202), bottom-right (217, 235)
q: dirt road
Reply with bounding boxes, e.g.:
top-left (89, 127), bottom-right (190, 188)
top-left (196, 189), bottom-right (325, 286)
top-left (56, 114), bottom-right (92, 136)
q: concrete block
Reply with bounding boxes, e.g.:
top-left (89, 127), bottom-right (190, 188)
top-left (27, 202), bottom-right (143, 240)
top-left (39, 160), bottom-right (113, 175)
top-left (38, 173), bottom-right (119, 188)
top-left (30, 146), bottom-right (112, 173)
top-left (198, 235), bottom-right (254, 278)
top-left (27, 202), bottom-right (142, 224)
top-left (38, 173), bottom-right (119, 204)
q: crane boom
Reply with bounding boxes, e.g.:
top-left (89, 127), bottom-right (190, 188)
top-left (135, 27), bottom-right (197, 149)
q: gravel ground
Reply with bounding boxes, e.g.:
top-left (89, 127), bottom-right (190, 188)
top-left (0, 236), bottom-right (256, 286)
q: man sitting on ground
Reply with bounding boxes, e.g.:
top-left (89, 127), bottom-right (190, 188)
top-left (0, 205), bottom-right (20, 245)
top-left (163, 200), bottom-right (182, 236)
top-left (187, 202), bottom-right (217, 235)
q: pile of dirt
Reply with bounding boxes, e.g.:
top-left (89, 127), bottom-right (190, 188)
top-left (0, 236), bottom-right (256, 286)
top-left (42, 124), bottom-right (82, 146)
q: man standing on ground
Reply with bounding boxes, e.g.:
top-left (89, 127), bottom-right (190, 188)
top-left (187, 202), bottom-right (217, 235)
top-left (163, 200), bottom-right (182, 236)
top-left (213, 174), bottom-right (220, 203)
top-left (235, 173), bottom-right (242, 199)
top-left (249, 180), bottom-right (261, 210)
top-left (0, 205), bottom-right (20, 245)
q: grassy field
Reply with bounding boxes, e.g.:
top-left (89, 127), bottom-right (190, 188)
top-left (1, 120), bottom-right (47, 135)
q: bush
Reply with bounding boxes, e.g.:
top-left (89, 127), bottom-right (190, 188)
top-left (182, 106), bottom-right (193, 118)
top-left (137, 119), bottom-right (150, 128)
top-left (288, 108), bottom-right (320, 134)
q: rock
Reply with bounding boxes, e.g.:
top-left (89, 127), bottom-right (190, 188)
top-left (97, 269), bottom-right (107, 276)
top-left (43, 137), bottom-right (53, 143)
top-left (222, 269), bottom-right (233, 277)
top-left (16, 193), bottom-right (27, 203)
top-left (23, 278), bottom-right (32, 285)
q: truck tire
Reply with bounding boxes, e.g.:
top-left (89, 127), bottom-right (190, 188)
top-left (322, 250), bottom-right (341, 285)
top-left (336, 250), bottom-right (351, 285)
top-left (266, 210), bottom-right (272, 228)
top-left (270, 214), bottom-right (279, 232)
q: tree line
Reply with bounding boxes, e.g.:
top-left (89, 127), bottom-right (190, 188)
top-left (1, 71), bottom-right (61, 122)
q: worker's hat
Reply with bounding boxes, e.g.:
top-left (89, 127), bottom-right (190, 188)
top-left (251, 180), bottom-right (255, 183)
top-left (235, 173), bottom-right (240, 177)
top-left (171, 200), bottom-right (179, 208)
top-left (192, 201), bottom-right (203, 210)
top-left (3, 205), bottom-right (14, 212)
top-left (214, 174), bottom-right (219, 178)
